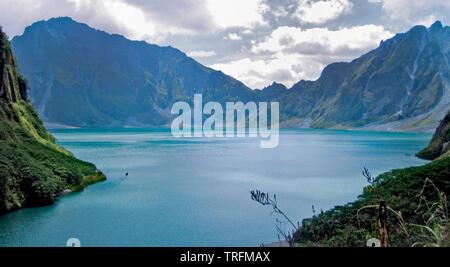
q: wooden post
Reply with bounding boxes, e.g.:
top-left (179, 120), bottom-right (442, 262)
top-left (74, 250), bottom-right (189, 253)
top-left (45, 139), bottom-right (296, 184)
top-left (378, 201), bottom-right (388, 247)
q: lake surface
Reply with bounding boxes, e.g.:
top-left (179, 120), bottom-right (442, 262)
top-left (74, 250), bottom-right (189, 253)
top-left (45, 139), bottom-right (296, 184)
top-left (0, 128), bottom-right (430, 247)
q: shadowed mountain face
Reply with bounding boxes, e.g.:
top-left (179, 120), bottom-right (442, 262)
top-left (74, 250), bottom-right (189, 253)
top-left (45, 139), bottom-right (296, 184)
top-left (417, 110), bottom-right (450, 160)
top-left (11, 17), bottom-right (256, 127)
top-left (11, 18), bottom-right (450, 131)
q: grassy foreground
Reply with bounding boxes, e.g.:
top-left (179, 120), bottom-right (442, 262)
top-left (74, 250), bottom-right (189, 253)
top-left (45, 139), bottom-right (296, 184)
top-left (293, 157), bottom-right (450, 247)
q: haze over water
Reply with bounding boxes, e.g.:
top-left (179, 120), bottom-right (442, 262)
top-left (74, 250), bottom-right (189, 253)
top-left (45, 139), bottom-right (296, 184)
top-left (0, 128), bottom-right (430, 247)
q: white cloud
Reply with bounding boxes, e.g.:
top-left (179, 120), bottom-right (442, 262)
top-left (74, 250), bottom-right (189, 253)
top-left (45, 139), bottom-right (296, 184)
top-left (211, 25), bottom-right (393, 89)
top-left (100, 0), bottom-right (173, 42)
top-left (295, 0), bottom-right (353, 24)
top-left (417, 14), bottom-right (439, 28)
top-left (270, 5), bottom-right (290, 18)
top-left (187, 50), bottom-right (217, 58)
top-left (225, 33), bottom-right (243, 40)
top-left (0, 0), bottom-right (268, 42)
top-left (252, 25), bottom-right (393, 54)
top-left (210, 56), bottom-right (324, 89)
top-left (68, 0), bottom-right (203, 42)
top-left (206, 0), bottom-right (268, 29)
top-left (369, 0), bottom-right (450, 25)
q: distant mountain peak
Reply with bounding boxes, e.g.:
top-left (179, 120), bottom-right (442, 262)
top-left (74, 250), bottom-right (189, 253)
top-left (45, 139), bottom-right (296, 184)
top-left (11, 17), bottom-right (255, 127)
top-left (430, 20), bottom-right (443, 31)
top-left (26, 16), bottom-right (76, 28)
top-left (276, 21), bottom-right (449, 131)
top-left (10, 19), bottom-right (450, 132)
top-left (267, 82), bottom-right (286, 89)
top-left (47, 16), bottom-right (76, 23)
top-left (260, 82), bottom-right (288, 93)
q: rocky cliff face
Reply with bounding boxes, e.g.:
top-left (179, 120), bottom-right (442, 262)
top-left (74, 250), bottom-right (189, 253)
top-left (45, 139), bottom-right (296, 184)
top-left (417, 110), bottom-right (450, 160)
top-left (11, 18), bottom-right (450, 131)
top-left (0, 27), bottom-right (54, 143)
top-left (273, 21), bottom-right (449, 131)
top-left (0, 31), bottom-right (27, 103)
top-left (0, 28), bottom-right (105, 214)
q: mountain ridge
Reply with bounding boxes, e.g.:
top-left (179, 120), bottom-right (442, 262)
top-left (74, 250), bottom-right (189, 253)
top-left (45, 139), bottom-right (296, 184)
top-left (271, 21), bottom-right (449, 131)
top-left (12, 17), bottom-right (257, 128)
top-left (11, 18), bottom-right (450, 132)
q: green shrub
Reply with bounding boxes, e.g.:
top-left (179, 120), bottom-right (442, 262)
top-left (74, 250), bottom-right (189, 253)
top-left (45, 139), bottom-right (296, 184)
top-left (294, 157), bottom-right (450, 247)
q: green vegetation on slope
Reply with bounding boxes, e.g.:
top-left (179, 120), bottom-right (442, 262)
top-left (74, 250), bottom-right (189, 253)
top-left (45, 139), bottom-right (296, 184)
top-left (252, 111), bottom-right (450, 247)
top-left (0, 28), bottom-right (105, 214)
top-left (293, 157), bottom-right (450, 247)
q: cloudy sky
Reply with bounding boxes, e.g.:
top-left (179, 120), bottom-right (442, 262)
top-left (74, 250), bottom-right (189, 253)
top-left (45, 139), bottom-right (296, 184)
top-left (0, 0), bottom-right (449, 89)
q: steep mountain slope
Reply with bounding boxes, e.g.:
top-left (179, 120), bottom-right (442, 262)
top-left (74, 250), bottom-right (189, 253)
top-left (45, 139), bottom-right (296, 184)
top-left (257, 82), bottom-right (288, 102)
top-left (11, 18), bottom-right (449, 131)
top-left (417, 110), bottom-right (450, 160)
top-left (0, 28), bottom-right (105, 214)
top-left (11, 17), bottom-right (256, 127)
top-left (275, 21), bottom-right (449, 131)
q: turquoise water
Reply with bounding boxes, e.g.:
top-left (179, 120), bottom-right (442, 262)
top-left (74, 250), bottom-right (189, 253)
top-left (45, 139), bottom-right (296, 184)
top-left (0, 128), bottom-right (430, 247)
